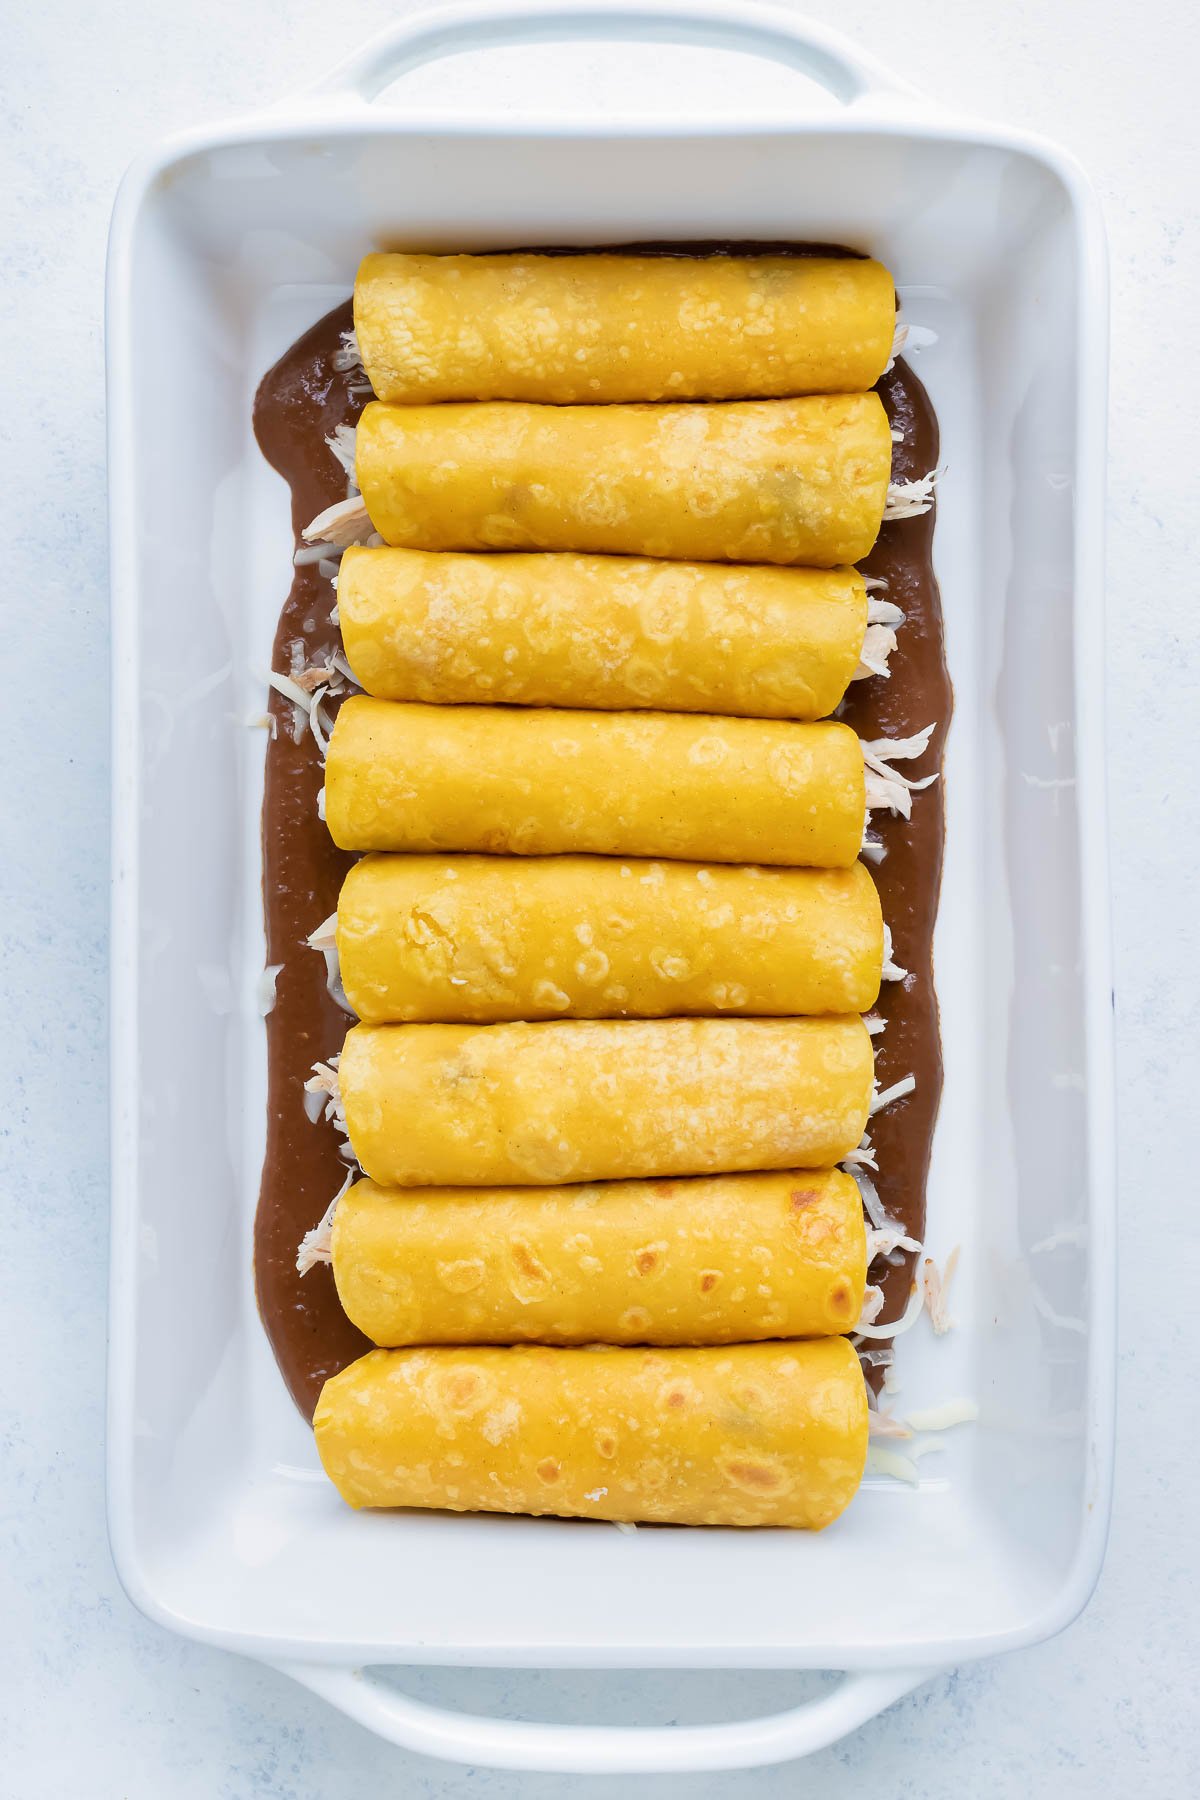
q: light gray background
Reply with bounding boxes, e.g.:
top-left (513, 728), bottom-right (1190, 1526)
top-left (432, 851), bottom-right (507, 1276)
top-left (2, 0), bottom-right (1197, 1792)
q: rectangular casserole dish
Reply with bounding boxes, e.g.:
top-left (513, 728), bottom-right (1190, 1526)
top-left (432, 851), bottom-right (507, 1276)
top-left (106, 1), bottom-right (1113, 1773)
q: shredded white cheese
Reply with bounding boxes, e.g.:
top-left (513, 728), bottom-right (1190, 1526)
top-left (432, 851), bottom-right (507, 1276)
top-left (865, 1444), bottom-right (921, 1483)
top-left (842, 1133), bottom-right (878, 1172)
top-left (921, 1248), bottom-right (961, 1334)
top-left (307, 912), bottom-right (353, 1015)
top-left (863, 1014), bottom-right (886, 1037)
top-left (870, 1072), bottom-right (916, 1115)
top-left (307, 912), bottom-right (338, 952)
top-left (257, 963), bottom-right (284, 1017)
top-left (881, 923), bottom-right (908, 983)
top-left (853, 1279), bottom-right (925, 1341)
top-left (1029, 1284), bottom-right (1086, 1334)
top-left (1031, 1224), bottom-right (1087, 1253)
top-left (332, 328), bottom-right (363, 374)
top-left (883, 321), bottom-right (909, 376)
top-left (904, 1398), bottom-right (979, 1433)
top-left (265, 655), bottom-right (359, 760)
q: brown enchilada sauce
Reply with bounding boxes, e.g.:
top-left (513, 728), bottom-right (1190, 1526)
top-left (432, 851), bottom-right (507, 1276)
top-left (253, 270), bottom-right (948, 1422)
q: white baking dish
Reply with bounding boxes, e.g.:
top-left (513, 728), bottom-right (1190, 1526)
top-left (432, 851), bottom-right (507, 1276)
top-left (106, 0), bottom-right (1113, 1773)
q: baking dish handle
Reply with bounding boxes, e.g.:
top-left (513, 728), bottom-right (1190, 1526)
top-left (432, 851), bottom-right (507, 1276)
top-left (299, 0), bottom-right (920, 109)
top-left (272, 1660), bottom-right (937, 1772)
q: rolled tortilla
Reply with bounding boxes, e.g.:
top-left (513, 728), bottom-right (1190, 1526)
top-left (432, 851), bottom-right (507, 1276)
top-left (331, 1169), bottom-right (867, 1347)
top-left (338, 547), bottom-right (868, 719)
top-left (336, 854), bottom-right (883, 1023)
top-left (314, 1337), bottom-right (869, 1527)
top-left (355, 393), bottom-right (892, 567)
top-left (338, 1015), bottom-right (874, 1186)
top-left (353, 250), bottom-right (896, 404)
top-left (325, 698), bottom-right (866, 868)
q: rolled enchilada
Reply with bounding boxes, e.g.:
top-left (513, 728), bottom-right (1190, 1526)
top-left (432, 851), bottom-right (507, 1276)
top-left (353, 250), bottom-right (896, 404)
top-left (325, 698), bottom-right (866, 867)
top-left (314, 1337), bottom-right (869, 1527)
top-left (337, 1014), bottom-right (874, 1187)
top-left (331, 1169), bottom-right (867, 1348)
top-left (338, 546), bottom-right (869, 719)
top-left (355, 392), bottom-right (892, 567)
top-left (336, 854), bottom-right (883, 1023)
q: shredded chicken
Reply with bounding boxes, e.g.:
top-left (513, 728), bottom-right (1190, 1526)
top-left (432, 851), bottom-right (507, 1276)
top-left (853, 622), bottom-right (898, 681)
top-left (866, 1223), bottom-right (923, 1263)
top-left (858, 1285), bottom-right (885, 1329)
top-left (296, 1167), bottom-right (356, 1276)
top-left (327, 424), bottom-right (358, 482)
top-left (867, 596), bottom-right (905, 627)
top-left (867, 1407), bottom-right (913, 1441)
top-left (862, 722), bottom-right (939, 820)
top-left (302, 494), bottom-right (375, 549)
top-left (884, 471), bottom-right (936, 520)
top-left (304, 1056), bottom-right (347, 1134)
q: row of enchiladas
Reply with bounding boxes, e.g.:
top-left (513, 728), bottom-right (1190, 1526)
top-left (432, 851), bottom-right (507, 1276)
top-left (275, 249), bottom-right (935, 1530)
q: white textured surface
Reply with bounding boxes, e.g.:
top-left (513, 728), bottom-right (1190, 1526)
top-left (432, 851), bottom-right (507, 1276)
top-left (1, 0), bottom-right (1196, 1791)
